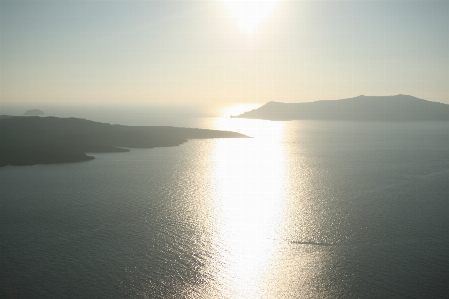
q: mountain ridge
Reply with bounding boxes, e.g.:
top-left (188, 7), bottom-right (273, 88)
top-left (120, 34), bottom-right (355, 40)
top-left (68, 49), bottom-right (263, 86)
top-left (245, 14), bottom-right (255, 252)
top-left (232, 95), bottom-right (449, 121)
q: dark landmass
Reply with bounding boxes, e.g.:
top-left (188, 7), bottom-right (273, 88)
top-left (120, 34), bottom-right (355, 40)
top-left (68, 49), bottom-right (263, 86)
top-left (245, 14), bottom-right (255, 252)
top-left (0, 116), bottom-right (249, 167)
top-left (23, 109), bottom-right (45, 116)
top-left (232, 95), bottom-right (449, 121)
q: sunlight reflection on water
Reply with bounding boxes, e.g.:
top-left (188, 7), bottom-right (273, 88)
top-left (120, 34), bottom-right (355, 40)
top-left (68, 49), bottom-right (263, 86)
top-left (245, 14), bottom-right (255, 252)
top-left (200, 109), bottom-right (348, 298)
top-left (206, 115), bottom-right (291, 297)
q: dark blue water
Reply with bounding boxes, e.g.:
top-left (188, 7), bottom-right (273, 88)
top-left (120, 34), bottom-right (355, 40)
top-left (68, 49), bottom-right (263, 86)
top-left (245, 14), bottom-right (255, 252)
top-left (1, 116), bottom-right (449, 298)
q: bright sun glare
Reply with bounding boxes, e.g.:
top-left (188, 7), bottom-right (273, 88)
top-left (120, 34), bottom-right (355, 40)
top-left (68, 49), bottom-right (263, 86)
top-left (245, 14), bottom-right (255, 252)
top-left (223, 0), bottom-right (279, 37)
top-left (211, 117), bottom-right (288, 296)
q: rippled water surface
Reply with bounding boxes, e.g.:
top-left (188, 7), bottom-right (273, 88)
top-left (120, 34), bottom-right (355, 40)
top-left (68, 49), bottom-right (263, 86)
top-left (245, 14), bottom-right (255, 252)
top-left (1, 113), bottom-right (449, 298)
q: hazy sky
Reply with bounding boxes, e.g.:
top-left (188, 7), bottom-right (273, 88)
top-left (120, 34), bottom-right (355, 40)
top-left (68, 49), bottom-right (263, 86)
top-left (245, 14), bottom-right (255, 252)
top-left (1, 0), bottom-right (448, 106)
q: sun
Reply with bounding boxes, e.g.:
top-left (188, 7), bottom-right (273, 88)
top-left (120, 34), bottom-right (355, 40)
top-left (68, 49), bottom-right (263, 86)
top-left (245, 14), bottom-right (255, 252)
top-left (223, 0), bottom-right (279, 37)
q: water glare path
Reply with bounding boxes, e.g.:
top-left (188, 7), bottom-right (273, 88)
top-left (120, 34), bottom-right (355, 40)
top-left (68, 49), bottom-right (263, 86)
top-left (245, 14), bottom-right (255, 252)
top-left (206, 117), bottom-right (289, 297)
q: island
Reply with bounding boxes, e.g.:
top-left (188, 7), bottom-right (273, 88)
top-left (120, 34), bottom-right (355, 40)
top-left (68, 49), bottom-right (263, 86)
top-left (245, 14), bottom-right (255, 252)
top-left (0, 116), bottom-right (250, 167)
top-left (23, 109), bottom-right (45, 116)
top-left (232, 95), bottom-right (449, 121)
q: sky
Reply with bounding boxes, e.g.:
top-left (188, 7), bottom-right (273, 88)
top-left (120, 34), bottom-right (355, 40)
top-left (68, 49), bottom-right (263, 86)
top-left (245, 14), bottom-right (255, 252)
top-left (1, 0), bottom-right (448, 107)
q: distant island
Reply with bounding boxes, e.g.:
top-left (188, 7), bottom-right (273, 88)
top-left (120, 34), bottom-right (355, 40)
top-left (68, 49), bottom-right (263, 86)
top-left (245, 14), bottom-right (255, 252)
top-left (23, 109), bottom-right (45, 116)
top-left (0, 116), bottom-right (249, 167)
top-left (232, 95), bottom-right (449, 121)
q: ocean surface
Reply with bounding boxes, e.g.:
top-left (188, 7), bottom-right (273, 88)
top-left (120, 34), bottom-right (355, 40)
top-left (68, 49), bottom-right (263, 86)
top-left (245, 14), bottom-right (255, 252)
top-left (1, 107), bottom-right (449, 298)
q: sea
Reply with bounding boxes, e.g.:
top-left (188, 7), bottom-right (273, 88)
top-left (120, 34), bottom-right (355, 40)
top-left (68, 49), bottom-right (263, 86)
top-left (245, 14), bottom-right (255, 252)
top-left (1, 104), bottom-right (449, 298)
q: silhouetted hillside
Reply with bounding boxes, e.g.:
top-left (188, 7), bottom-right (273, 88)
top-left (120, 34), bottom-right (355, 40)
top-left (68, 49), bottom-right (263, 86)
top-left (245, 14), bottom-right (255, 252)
top-left (232, 95), bottom-right (449, 121)
top-left (23, 109), bottom-right (45, 116)
top-left (0, 117), bottom-right (249, 167)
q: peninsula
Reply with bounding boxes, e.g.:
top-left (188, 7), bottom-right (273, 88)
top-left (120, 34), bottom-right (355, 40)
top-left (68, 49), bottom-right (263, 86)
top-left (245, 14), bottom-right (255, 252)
top-left (232, 95), bottom-right (449, 121)
top-left (0, 116), bottom-right (249, 167)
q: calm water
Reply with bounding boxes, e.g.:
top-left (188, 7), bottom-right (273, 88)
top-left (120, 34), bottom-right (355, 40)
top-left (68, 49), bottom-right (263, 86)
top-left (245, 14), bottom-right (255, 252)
top-left (1, 111), bottom-right (449, 298)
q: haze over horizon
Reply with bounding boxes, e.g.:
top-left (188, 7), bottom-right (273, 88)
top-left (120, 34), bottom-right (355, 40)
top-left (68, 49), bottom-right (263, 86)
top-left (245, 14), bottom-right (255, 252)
top-left (1, 0), bottom-right (448, 108)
